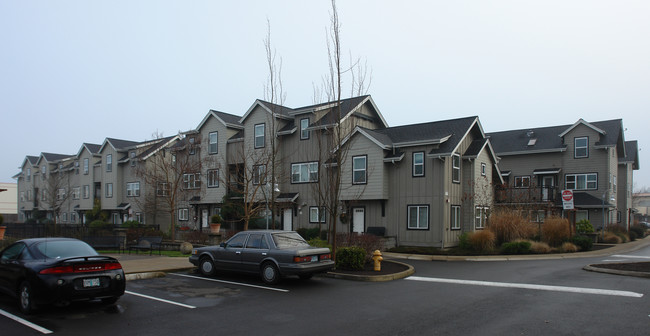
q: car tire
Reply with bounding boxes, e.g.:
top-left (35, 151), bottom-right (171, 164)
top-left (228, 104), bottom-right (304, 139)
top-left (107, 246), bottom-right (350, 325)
top-left (199, 257), bottom-right (216, 276)
top-left (299, 273), bottom-right (313, 280)
top-left (261, 262), bottom-right (280, 285)
top-left (18, 281), bottom-right (36, 314)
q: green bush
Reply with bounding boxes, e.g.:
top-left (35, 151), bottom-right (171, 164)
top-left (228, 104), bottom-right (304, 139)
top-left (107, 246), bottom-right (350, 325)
top-left (458, 232), bottom-right (472, 250)
top-left (296, 227), bottom-right (322, 241)
top-left (122, 220), bottom-right (140, 229)
top-left (500, 240), bottom-right (532, 254)
top-left (335, 247), bottom-right (366, 270)
top-left (571, 235), bottom-right (593, 251)
top-left (90, 220), bottom-right (110, 229)
top-left (308, 238), bottom-right (331, 250)
top-left (576, 219), bottom-right (594, 233)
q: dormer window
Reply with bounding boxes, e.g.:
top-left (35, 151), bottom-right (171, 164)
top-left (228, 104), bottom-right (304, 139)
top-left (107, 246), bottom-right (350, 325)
top-left (300, 118), bottom-right (310, 140)
top-left (575, 137), bottom-right (588, 158)
top-left (254, 124), bottom-right (265, 148)
top-left (106, 154), bottom-right (112, 172)
top-left (130, 151), bottom-right (136, 166)
top-left (189, 137), bottom-right (196, 155)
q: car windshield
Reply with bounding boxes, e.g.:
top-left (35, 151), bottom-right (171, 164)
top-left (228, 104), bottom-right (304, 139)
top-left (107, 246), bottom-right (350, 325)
top-left (272, 232), bottom-right (309, 248)
top-left (35, 240), bottom-right (99, 259)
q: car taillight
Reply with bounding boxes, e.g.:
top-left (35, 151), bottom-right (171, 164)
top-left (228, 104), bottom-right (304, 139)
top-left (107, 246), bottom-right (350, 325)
top-left (294, 256), bottom-right (312, 263)
top-left (40, 262), bottom-right (122, 274)
top-left (319, 254), bottom-right (331, 261)
top-left (40, 266), bottom-right (74, 274)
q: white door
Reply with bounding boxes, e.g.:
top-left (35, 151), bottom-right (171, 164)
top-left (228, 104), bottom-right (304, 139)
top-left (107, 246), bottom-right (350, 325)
top-left (542, 176), bottom-right (555, 201)
top-left (352, 208), bottom-right (365, 233)
top-left (283, 209), bottom-right (292, 231)
top-left (202, 209), bottom-right (209, 228)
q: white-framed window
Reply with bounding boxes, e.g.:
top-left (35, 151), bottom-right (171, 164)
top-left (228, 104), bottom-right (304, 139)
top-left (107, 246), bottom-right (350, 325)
top-left (70, 212), bottom-right (77, 223)
top-left (481, 163), bottom-right (486, 176)
top-left (26, 168), bottom-right (31, 182)
top-left (178, 208), bottom-right (189, 221)
top-left (291, 162), bottom-right (318, 183)
top-left (112, 213), bottom-right (119, 225)
top-left (209, 132), bottom-right (218, 154)
top-left (106, 154), bottom-right (112, 172)
top-left (574, 137), bottom-right (588, 158)
top-left (253, 165), bottom-right (267, 185)
top-left (135, 212), bottom-right (143, 223)
top-left (254, 123), bottom-right (265, 148)
top-left (413, 152), bottom-right (424, 177)
top-left (41, 166), bottom-right (46, 179)
top-left (72, 187), bottom-right (80, 200)
top-left (83, 158), bottom-right (89, 175)
top-left (451, 205), bottom-right (461, 230)
top-left (352, 156), bottom-right (367, 184)
top-left (309, 206), bottom-right (326, 223)
top-left (83, 185), bottom-right (90, 199)
top-left (565, 173), bottom-right (597, 190)
top-left (20, 191), bottom-right (25, 202)
top-left (74, 161), bottom-right (79, 174)
top-left (475, 206), bottom-right (489, 229)
top-left (452, 153), bottom-right (461, 183)
top-left (130, 151), bottom-right (136, 166)
top-left (189, 137), bottom-right (196, 155)
top-left (575, 210), bottom-right (589, 223)
top-left (126, 182), bottom-right (140, 197)
top-left (157, 182), bottom-right (169, 196)
top-left (407, 205), bottom-right (429, 230)
top-left (514, 176), bottom-right (531, 188)
top-left (300, 118), bottom-right (310, 140)
top-left (183, 173), bottom-right (201, 189)
top-left (106, 183), bottom-right (113, 198)
top-left (207, 169), bottom-right (219, 188)
top-left (57, 188), bottom-right (66, 201)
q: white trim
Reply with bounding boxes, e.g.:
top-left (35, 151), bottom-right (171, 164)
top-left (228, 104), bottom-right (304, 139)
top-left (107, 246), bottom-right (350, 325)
top-left (559, 118), bottom-right (606, 137)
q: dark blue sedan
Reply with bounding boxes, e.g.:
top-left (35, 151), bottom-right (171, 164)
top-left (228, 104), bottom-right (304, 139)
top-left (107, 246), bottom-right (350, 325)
top-left (0, 238), bottom-right (126, 314)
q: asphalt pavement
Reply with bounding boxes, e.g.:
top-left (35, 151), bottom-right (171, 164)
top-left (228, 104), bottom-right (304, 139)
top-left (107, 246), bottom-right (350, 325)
top-left (112, 235), bottom-right (650, 281)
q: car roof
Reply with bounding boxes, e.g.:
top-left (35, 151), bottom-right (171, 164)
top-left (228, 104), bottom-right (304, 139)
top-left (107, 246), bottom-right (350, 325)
top-left (19, 237), bottom-right (82, 246)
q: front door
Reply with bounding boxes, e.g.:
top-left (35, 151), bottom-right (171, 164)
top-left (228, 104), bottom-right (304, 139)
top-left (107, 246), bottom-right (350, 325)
top-left (283, 209), bottom-right (292, 231)
top-left (352, 208), bottom-right (365, 233)
top-left (542, 176), bottom-right (555, 201)
top-left (202, 209), bottom-right (209, 228)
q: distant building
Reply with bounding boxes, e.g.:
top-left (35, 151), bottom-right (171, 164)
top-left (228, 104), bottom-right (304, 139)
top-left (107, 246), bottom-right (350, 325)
top-left (0, 182), bottom-right (18, 222)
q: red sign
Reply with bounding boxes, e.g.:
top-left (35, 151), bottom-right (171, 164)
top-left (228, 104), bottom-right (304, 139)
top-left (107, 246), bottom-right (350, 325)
top-left (562, 190), bottom-right (573, 201)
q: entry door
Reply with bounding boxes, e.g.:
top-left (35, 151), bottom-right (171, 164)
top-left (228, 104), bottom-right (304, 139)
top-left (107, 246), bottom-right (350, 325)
top-left (542, 176), bottom-right (555, 201)
top-left (352, 208), bottom-right (365, 233)
top-left (202, 209), bottom-right (209, 228)
top-left (283, 209), bottom-right (292, 231)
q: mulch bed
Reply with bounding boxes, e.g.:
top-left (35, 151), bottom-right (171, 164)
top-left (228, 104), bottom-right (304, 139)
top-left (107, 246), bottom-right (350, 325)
top-left (591, 261), bottom-right (650, 273)
top-left (332, 260), bottom-right (409, 276)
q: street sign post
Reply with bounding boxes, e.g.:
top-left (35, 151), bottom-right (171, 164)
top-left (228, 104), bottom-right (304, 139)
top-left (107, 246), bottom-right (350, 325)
top-left (562, 190), bottom-right (574, 210)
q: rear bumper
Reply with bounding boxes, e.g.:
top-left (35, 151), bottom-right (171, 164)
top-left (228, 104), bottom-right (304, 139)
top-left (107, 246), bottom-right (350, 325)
top-left (279, 260), bottom-right (335, 276)
top-left (33, 270), bottom-right (126, 305)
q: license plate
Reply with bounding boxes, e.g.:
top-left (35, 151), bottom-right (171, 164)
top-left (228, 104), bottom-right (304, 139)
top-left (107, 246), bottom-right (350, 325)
top-left (311, 256), bottom-right (318, 262)
top-left (83, 278), bottom-right (100, 288)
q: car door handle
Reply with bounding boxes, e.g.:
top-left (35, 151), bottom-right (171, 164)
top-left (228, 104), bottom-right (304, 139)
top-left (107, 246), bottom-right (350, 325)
top-left (262, 252), bottom-right (267, 256)
top-left (236, 251), bottom-right (241, 255)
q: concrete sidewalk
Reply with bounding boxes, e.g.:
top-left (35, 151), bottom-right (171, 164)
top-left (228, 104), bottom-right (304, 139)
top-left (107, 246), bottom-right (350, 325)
top-left (109, 254), bottom-right (195, 281)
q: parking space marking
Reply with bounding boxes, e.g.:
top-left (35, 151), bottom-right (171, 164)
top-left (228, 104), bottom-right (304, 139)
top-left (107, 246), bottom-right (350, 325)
top-left (406, 276), bottom-right (644, 298)
top-left (171, 273), bottom-right (290, 293)
top-left (610, 255), bottom-right (650, 259)
top-left (0, 308), bottom-right (53, 334)
top-left (125, 291), bottom-right (196, 309)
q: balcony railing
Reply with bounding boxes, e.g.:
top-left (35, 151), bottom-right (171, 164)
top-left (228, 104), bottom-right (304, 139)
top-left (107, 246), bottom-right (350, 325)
top-left (495, 186), bottom-right (559, 204)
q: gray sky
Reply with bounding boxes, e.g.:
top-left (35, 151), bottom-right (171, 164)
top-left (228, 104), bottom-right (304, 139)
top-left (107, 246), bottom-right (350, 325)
top-left (1, 1), bottom-right (648, 188)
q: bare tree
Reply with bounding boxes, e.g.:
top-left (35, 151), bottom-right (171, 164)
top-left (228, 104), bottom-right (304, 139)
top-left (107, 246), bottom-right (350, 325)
top-left (40, 164), bottom-right (72, 225)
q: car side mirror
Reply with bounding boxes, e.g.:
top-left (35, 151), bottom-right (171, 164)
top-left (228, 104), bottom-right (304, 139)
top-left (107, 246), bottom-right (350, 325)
top-left (220, 242), bottom-right (226, 248)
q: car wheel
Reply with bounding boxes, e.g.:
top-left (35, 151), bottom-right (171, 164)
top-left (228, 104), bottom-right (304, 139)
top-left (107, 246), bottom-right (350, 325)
top-left (261, 262), bottom-right (280, 285)
top-left (101, 297), bottom-right (119, 305)
top-left (299, 273), bottom-right (313, 280)
top-left (18, 281), bottom-right (36, 314)
top-left (199, 257), bottom-right (216, 276)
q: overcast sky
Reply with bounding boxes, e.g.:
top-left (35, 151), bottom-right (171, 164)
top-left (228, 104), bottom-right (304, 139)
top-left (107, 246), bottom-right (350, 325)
top-left (1, 1), bottom-right (648, 188)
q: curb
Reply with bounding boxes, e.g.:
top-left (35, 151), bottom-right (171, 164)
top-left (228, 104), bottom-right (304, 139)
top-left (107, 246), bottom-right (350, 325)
top-left (325, 260), bottom-right (415, 282)
top-left (583, 265), bottom-right (650, 279)
top-left (125, 272), bottom-right (167, 281)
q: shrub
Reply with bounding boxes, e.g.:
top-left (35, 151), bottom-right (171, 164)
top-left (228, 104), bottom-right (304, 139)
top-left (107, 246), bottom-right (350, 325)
top-left (335, 247), bottom-right (366, 270)
top-left (576, 219), bottom-right (594, 233)
top-left (541, 217), bottom-right (571, 247)
top-left (530, 241), bottom-right (552, 254)
top-left (468, 230), bottom-right (496, 253)
top-left (210, 214), bottom-right (222, 223)
top-left (308, 238), bottom-right (331, 250)
top-left (458, 232), bottom-right (472, 251)
top-left (487, 209), bottom-right (536, 245)
top-left (571, 235), bottom-right (593, 251)
top-left (297, 228), bottom-right (322, 241)
top-left (615, 233), bottom-right (629, 243)
top-left (336, 233), bottom-right (383, 262)
top-left (602, 232), bottom-right (622, 244)
top-left (122, 220), bottom-right (140, 229)
top-left (560, 242), bottom-right (578, 253)
top-left (500, 240), bottom-right (532, 254)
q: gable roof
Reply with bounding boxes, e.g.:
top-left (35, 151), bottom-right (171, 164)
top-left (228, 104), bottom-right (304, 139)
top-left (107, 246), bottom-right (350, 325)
top-left (21, 155), bottom-right (40, 169)
top-left (76, 143), bottom-right (102, 157)
top-left (307, 96), bottom-right (388, 130)
top-left (195, 109), bottom-right (244, 131)
top-left (36, 152), bottom-right (74, 166)
top-left (488, 119), bottom-right (625, 156)
top-left (620, 140), bottom-right (640, 170)
top-left (240, 100), bottom-right (294, 123)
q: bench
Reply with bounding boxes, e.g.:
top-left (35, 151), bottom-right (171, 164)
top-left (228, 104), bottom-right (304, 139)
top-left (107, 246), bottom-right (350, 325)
top-left (128, 236), bottom-right (163, 255)
top-left (83, 236), bottom-right (124, 253)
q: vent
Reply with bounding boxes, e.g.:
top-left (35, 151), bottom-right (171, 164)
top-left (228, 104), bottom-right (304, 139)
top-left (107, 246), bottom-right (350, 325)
top-left (527, 138), bottom-right (537, 146)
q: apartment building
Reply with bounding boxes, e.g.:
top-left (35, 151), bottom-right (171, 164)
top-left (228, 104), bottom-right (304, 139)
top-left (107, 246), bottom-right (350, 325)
top-left (487, 119), bottom-right (639, 230)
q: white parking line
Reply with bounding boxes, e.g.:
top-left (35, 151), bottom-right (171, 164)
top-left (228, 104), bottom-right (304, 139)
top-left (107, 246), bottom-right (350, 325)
top-left (406, 276), bottom-right (644, 298)
top-left (0, 309), bottom-right (53, 334)
top-left (610, 255), bottom-right (650, 259)
top-left (125, 291), bottom-right (196, 309)
top-left (171, 273), bottom-right (290, 293)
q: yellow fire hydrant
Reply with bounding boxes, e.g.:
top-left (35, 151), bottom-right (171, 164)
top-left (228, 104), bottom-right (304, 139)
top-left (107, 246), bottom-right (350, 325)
top-left (372, 250), bottom-right (383, 271)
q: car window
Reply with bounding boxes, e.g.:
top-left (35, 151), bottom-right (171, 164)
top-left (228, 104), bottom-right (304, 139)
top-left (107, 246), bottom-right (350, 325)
top-left (245, 234), bottom-right (268, 249)
top-left (226, 234), bottom-right (247, 248)
top-left (0, 243), bottom-right (25, 261)
top-left (272, 232), bottom-right (310, 248)
top-left (35, 240), bottom-right (98, 259)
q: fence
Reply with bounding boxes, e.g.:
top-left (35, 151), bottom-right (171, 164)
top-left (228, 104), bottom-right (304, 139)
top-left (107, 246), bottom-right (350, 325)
top-left (1, 222), bottom-right (160, 241)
